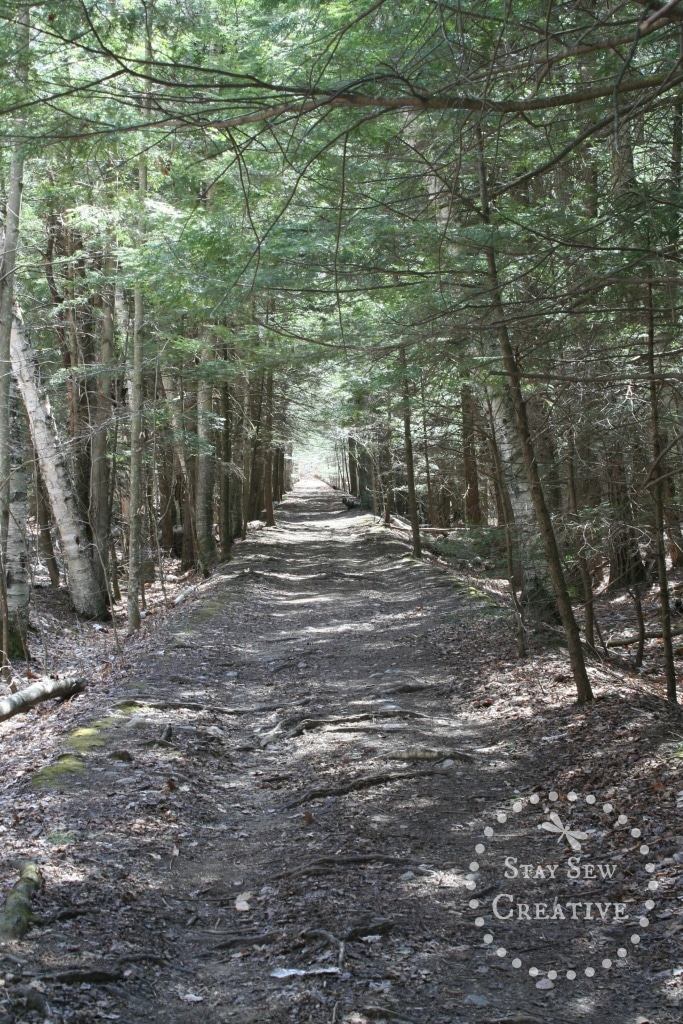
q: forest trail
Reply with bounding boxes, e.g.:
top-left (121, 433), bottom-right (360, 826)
top-left (2, 482), bottom-right (682, 1024)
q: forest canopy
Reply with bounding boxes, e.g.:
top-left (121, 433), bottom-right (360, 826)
top-left (0, 1), bottom-right (682, 705)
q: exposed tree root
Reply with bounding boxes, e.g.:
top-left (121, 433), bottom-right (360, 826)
top-left (261, 708), bottom-right (432, 746)
top-left (0, 678), bottom-right (85, 724)
top-left (384, 747), bottom-right (473, 763)
top-left (301, 916), bottom-right (393, 971)
top-left (0, 862), bottom-right (42, 939)
top-left (285, 767), bottom-right (450, 807)
top-left (121, 697), bottom-right (308, 717)
top-left (46, 967), bottom-right (124, 985)
top-left (212, 931), bottom-right (279, 951)
top-left (302, 929), bottom-right (346, 968)
top-left (294, 709), bottom-right (428, 734)
top-left (363, 1006), bottom-right (418, 1024)
top-left (276, 853), bottom-right (435, 879)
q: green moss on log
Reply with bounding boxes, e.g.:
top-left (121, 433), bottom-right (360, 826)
top-left (0, 861), bottom-right (42, 939)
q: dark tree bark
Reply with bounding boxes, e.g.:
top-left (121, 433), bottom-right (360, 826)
top-left (647, 282), bottom-right (677, 703)
top-left (263, 371), bottom-right (275, 527)
top-left (399, 344), bottom-right (421, 558)
top-left (461, 382), bottom-right (483, 525)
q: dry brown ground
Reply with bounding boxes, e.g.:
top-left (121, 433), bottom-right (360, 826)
top-left (1, 480), bottom-right (682, 1024)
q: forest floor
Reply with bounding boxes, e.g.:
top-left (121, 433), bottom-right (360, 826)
top-left (1, 480), bottom-right (683, 1024)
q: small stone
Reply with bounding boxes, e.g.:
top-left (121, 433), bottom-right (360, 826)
top-left (536, 977), bottom-right (554, 990)
top-left (108, 750), bottom-right (133, 762)
top-left (464, 993), bottom-right (489, 1006)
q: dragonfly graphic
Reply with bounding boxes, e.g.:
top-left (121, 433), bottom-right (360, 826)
top-left (541, 812), bottom-right (588, 852)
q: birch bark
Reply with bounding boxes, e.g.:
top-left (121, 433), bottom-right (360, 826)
top-left (10, 314), bottom-right (107, 619)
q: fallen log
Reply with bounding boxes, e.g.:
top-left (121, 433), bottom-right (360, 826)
top-left (0, 861), bottom-right (42, 939)
top-left (606, 625), bottom-right (683, 648)
top-left (0, 677), bottom-right (86, 724)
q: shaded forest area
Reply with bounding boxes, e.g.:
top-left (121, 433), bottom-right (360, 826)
top-left (1, 1), bottom-right (683, 1020)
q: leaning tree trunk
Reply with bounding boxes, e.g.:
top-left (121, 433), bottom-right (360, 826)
top-left (10, 314), bottom-right (107, 619)
top-left (477, 133), bottom-right (592, 703)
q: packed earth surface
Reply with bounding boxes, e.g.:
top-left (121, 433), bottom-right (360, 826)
top-left (1, 481), bottom-right (683, 1024)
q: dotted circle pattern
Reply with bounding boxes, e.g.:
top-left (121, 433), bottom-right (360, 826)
top-left (465, 791), bottom-right (658, 983)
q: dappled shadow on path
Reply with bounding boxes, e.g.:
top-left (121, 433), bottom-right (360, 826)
top-left (1, 480), bottom-right (677, 1024)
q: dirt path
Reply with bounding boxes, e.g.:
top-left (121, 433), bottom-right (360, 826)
top-left (1, 481), bottom-right (682, 1024)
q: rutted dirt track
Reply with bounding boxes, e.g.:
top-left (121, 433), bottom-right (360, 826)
top-left (1, 481), bottom-right (682, 1024)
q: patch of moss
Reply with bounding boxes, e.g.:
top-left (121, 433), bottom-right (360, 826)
top-left (114, 700), bottom-right (143, 713)
top-left (187, 600), bottom-right (224, 621)
top-left (33, 754), bottom-right (85, 788)
top-left (46, 829), bottom-right (81, 845)
top-left (67, 724), bottom-right (103, 752)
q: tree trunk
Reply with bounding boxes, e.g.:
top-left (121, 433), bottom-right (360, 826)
top-left (348, 435), bottom-right (359, 497)
top-left (420, 374), bottom-right (438, 526)
top-left (263, 371), bottom-right (275, 527)
top-left (240, 373), bottom-right (251, 540)
top-left (127, 30), bottom-right (152, 629)
top-left (162, 372), bottom-right (199, 570)
top-left (0, 7), bottom-right (28, 581)
top-left (35, 469), bottom-right (60, 587)
top-left (127, 279), bottom-right (144, 628)
top-left (5, 386), bottom-right (29, 658)
top-left (399, 345), bottom-right (421, 558)
top-left (461, 382), bottom-right (483, 525)
top-left (605, 449), bottom-right (646, 590)
top-left (196, 340), bottom-right (217, 572)
top-left (248, 374), bottom-right (265, 521)
top-left (477, 133), bottom-right (592, 702)
top-left (567, 431), bottom-right (596, 653)
top-left (647, 282), bottom-right (676, 703)
top-left (218, 377), bottom-right (233, 559)
top-left (90, 252), bottom-right (115, 597)
top-left (157, 452), bottom-right (175, 551)
top-left (10, 314), bottom-right (107, 619)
